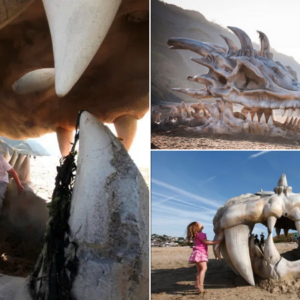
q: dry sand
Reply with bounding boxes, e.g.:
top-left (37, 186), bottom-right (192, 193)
top-left (152, 244), bottom-right (300, 300)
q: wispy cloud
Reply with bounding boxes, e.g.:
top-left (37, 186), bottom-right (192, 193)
top-left (152, 179), bottom-right (221, 208)
top-left (249, 151), bottom-right (271, 159)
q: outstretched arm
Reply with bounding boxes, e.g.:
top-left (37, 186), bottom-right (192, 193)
top-left (201, 239), bottom-right (223, 245)
top-left (7, 168), bottom-right (24, 194)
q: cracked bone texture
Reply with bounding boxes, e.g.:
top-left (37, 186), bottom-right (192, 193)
top-left (0, 0), bottom-right (148, 151)
top-left (163, 26), bottom-right (300, 140)
top-left (213, 173), bottom-right (300, 285)
top-left (0, 112), bottom-right (149, 299)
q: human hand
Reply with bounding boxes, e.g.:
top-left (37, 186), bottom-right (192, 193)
top-left (18, 184), bottom-right (24, 195)
top-left (215, 239), bottom-right (223, 244)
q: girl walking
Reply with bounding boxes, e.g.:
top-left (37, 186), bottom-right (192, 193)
top-left (187, 222), bottom-right (223, 293)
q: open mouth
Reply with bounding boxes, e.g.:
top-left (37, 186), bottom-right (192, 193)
top-left (213, 174), bottom-right (300, 285)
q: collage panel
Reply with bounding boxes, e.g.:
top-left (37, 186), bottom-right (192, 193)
top-left (0, 0), bottom-right (149, 299)
top-left (151, 150), bottom-right (300, 298)
top-left (151, 0), bottom-right (300, 150)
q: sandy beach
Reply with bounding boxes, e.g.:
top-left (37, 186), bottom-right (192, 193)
top-left (152, 244), bottom-right (300, 300)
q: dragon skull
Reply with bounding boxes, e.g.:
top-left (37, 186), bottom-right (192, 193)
top-left (166, 27), bottom-right (300, 139)
top-left (213, 173), bottom-right (300, 286)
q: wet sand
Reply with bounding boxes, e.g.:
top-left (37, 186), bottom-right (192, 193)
top-left (152, 244), bottom-right (300, 300)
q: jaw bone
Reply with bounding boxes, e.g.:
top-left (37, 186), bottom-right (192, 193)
top-left (42, 0), bottom-right (122, 97)
top-left (213, 173), bottom-right (300, 285)
top-left (0, 112), bottom-right (149, 299)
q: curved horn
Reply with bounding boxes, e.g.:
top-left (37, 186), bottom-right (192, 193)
top-left (220, 34), bottom-right (238, 55)
top-left (227, 27), bottom-right (253, 50)
top-left (167, 38), bottom-right (215, 56)
top-left (257, 30), bottom-right (270, 52)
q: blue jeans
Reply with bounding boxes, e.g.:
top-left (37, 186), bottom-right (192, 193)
top-left (0, 182), bottom-right (8, 209)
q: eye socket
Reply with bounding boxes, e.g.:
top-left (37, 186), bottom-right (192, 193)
top-left (219, 76), bottom-right (227, 84)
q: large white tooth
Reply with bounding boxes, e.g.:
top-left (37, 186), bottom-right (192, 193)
top-left (12, 68), bottom-right (55, 95)
top-left (213, 231), bottom-right (224, 260)
top-left (277, 173), bottom-right (288, 186)
top-left (267, 216), bottom-right (277, 233)
top-left (42, 0), bottom-right (122, 97)
top-left (263, 233), bottom-right (281, 265)
top-left (56, 127), bottom-right (74, 157)
top-left (114, 115), bottom-right (138, 151)
top-left (284, 116), bottom-right (290, 125)
top-left (246, 112), bottom-right (251, 121)
top-left (13, 154), bottom-right (25, 173)
top-left (4, 149), bottom-right (10, 162)
top-left (224, 225), bottom-right (255, 286)
top-left (220, 243), bottom-right (239, 275)
top-left (268, 116), bottom-right (273, 125)
top-left (253, 113), bottom-right (258, 122)
top-left (260, 113), bottom-right (266, 124)
top-left (17, 155), bottom-right (31, 183)
top-left (8, 151), bottom-right (18, 168)
top-left (275, 227), bottom-right (281, 237)
top-left (284, 228), bottom-right (289, 237)
top-left (295, 221), bottom-right (300, 235)
top-left (294, 117), bottom-right (299, 126)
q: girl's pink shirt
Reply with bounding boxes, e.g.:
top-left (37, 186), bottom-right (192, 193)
top-left (193, 232), bottom-right (208, 254)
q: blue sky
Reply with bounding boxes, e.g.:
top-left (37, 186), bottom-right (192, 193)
top-left (151, 151), bottom-right (300, 240)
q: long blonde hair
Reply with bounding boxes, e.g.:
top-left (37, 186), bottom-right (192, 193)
top-left (187, 222), bottom-right (201, 243)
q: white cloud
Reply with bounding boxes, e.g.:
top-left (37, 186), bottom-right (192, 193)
top-left (248, 151), bottom-right (271, 159)
top-left (152, 179), bottom-right (222, 208)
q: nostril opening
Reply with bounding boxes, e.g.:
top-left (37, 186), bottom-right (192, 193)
top-left (219, 76), bottom-right (227, 84)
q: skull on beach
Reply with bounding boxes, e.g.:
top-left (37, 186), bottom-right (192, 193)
top-left (213, 174), bottom-right (300, 286)
top-left (157, 27), bottom-right (300, 139)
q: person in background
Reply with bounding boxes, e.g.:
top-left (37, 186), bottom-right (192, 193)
top-left (0, 154), bottom-right (24, 211)
top-left (260, 232), bottom-right (265, 247)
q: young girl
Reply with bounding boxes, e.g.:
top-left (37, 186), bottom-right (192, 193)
top-left (187, 221), bottom-right (223, 293)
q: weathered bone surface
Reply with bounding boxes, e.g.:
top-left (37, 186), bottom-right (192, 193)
top-left (0, 0), bottom-right (148, 152)
top-left (0, 112), bottom-right (149, 299)
top-left (213, 174), bottom-right (300, 286)
top-left (153, 27), bottom-right (300, 139)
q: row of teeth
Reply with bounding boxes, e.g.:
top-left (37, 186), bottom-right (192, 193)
top-left (276, 108), bottom-right (300, 117)
top-left (245, 112), bottom-right (273, 125)
top-left (267, 215), bottom-right (300, 235)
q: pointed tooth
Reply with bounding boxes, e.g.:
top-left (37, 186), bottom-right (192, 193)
top-left (268, 116), bottom-right (273, 125)
top-left (213, 231), bottom-right (224, 260)
top-left (263, 233), bottom-right (281, 264)
top-left (56, 127), bottom-right (74, 157)
top-left (224, 225), bottom-right (255, 286)
top-left (42, 0), bottom-right (122, 97)
top-left (284, 109), bottom-right (289, 117)
top-left (295, 221), bottom-right (300, 235)
top-left (253, 113), bottom-right (258, 122)
top-left (114, 115), bottom-right (138, 151)
top-left (246, 112), bottom-right (251, 121)
top-left (289, 116), bottom-right (294, 125)
top-left (260, 113), bottom-right (266, 124)
top-left (249, 235), bottom-right (263, 258)
top-left (13, 154), bottom-right (25, 173)
top-left (276, 227), bottom-right (281, 237)
top-left (4, 149), bottom-right (10, 162)
top-left (284, 228), bottom-right (289, 237)
top-left (294, 117), bottom-right (299, 126)
top-left (18, 156), bottom-right (31, 183)
top-left (267, 216), bottom-right (277, 234)
top-left (12, 68), bottom-right (55, 95)
top-left (8, 151), bottom-right (18, 168)
top-left (285, 116), bottom-right (290, 125)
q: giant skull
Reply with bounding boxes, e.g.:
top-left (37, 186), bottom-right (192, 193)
top-left (163, 27), bottom-right (300, 139)
top-left (213, 174), bottom-right (300, 286)
top-left (0, 0), bottom-right (149, 154)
